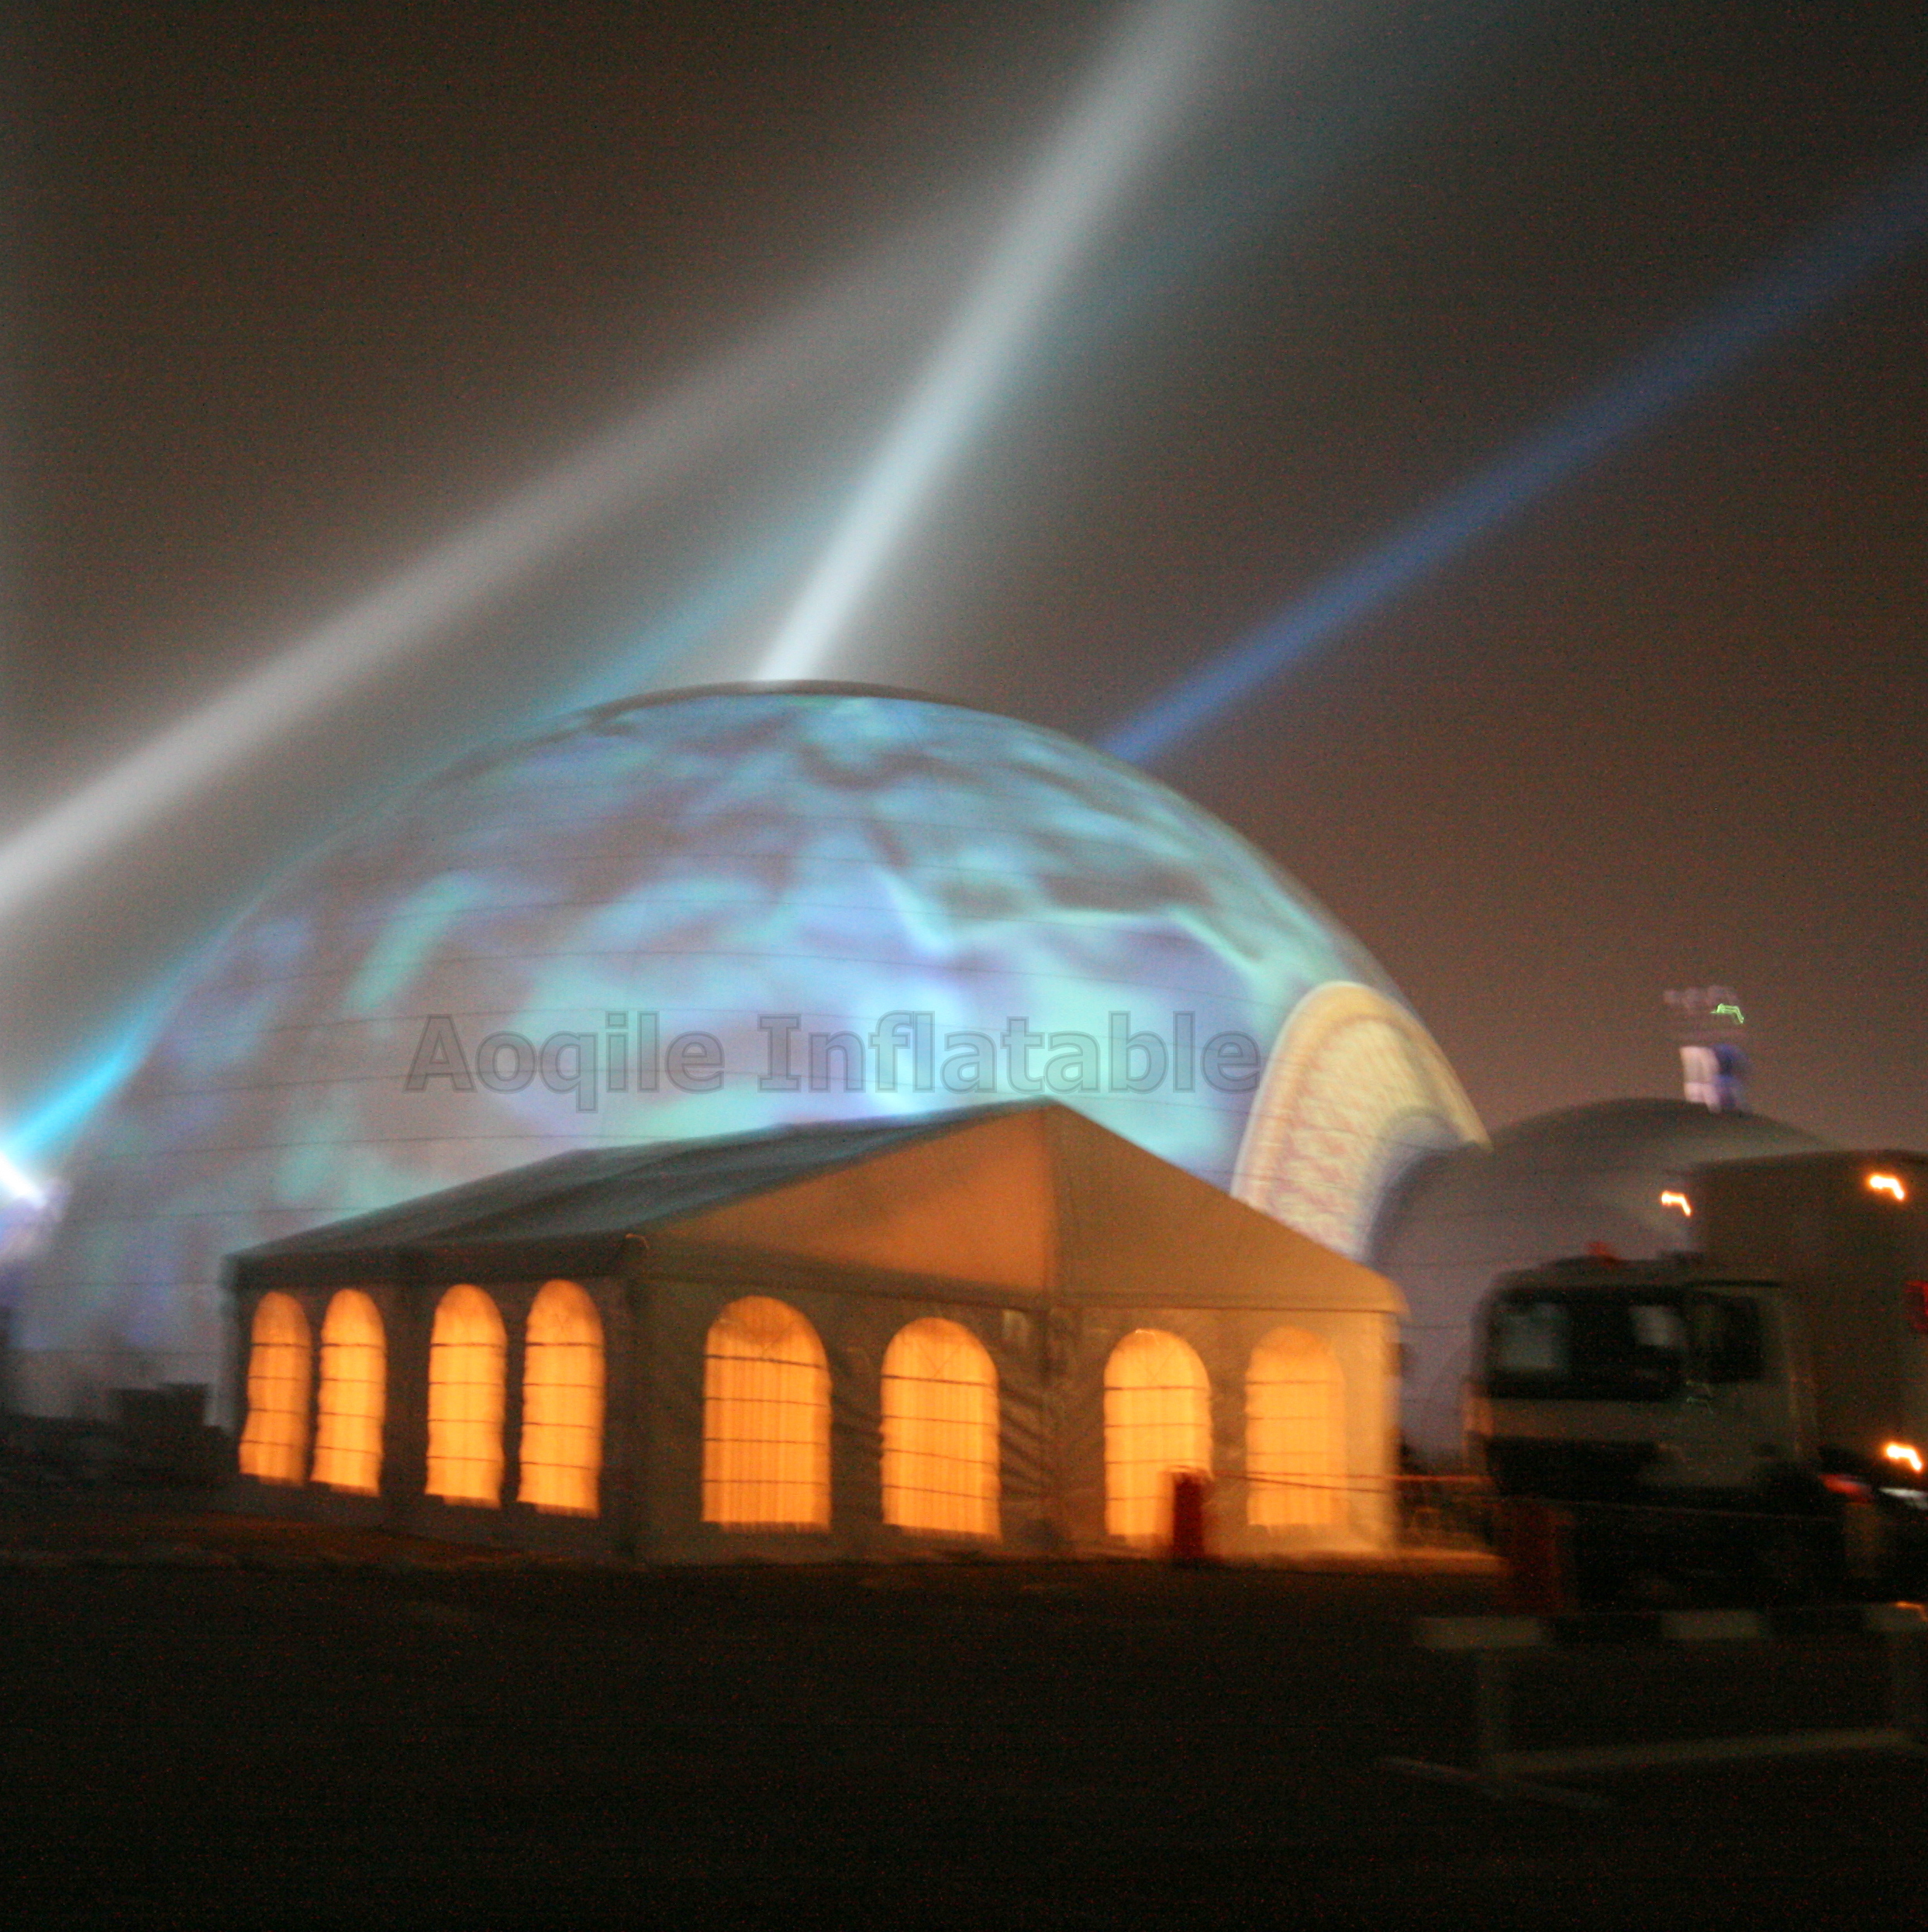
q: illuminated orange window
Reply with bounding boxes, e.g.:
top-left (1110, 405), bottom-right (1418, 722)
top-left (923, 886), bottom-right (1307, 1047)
top-left (311, 1290), bottom-right (385, 1496)
top-left (518, 1279), bottom-right (604, 1516)
top-left (1246, 1326), bottom-right (1345, 1529)
top-left (702, 1296), bottom-right (829, 1530)
top-left (1104, 1329), bottom-right (1211, 1544)
top-left (238, 1292), bottom-right (310, 1485)
top-left (426, 1284), bottom-right (506, 1507)
top-left (881, 1318), bottom-right (999, 1539)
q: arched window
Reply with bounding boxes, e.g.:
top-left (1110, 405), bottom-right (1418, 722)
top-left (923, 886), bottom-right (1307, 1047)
top-left (311, 1290), bottom-right (385, 1496)
top-left (1104, 1329), bottom-right (1210, 1544)
top-left (238, 1292), bottom-right (310, 1485)
top-left (426, 1284), bottom-right (506, 1507)
top-left (702, 1296), bottom-right (829, 1530)
top-left (1246, 1327), bottom-right (1346, 1528)
top-left (881, 1318), bottom-right (998, 1539)
top-left (519, 1280), bottom-right (604, 1516)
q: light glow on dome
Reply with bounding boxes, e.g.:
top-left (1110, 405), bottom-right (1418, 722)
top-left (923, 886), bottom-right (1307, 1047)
top-left (25, 688), bottom-right (1477, 1415)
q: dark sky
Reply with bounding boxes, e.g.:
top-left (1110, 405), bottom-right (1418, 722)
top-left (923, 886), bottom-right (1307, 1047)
top-left (5, 0), bottom-right (1926, 1154)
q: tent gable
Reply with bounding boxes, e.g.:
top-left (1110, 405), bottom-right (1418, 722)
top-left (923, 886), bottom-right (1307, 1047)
top-left (660, 1109), bottom-right (1056, 1290)
top-left (1038, 1108), bottom-right (1404, 1313)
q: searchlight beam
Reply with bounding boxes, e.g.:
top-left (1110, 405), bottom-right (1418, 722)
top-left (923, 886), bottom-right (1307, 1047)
top-left (1106, 145), bottom-right (1928, 765)
top-left (0, 255), bottom-right (913, 940)
top-left (754, 0), bottom-right (1230, 684)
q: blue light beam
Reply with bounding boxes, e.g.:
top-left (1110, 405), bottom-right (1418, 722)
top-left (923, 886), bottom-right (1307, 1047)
top-left (9, 1023), bottom-right (156, 1161)
top-left (1106, 146), bottom-right (1928, 765)
top-left (0, 1013), bottom-right (157, 1201)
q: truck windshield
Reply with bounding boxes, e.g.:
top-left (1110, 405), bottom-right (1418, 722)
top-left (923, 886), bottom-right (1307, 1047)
top-left (1485, 1292), bottom-right (1688, 1402)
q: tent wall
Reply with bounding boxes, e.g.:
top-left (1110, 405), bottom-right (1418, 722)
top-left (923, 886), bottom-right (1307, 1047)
top-left (634, 1275), bottom-right (1392, 1561)
top-left (233, 1264), bottom-right (1393, 1559)
top-left (1051, 1303), bottom-right (1394, 1554)
top-left (228, 1272), bottom-right (638, 1558)
top-left (637, 1276), bottom-right (1054, 1563)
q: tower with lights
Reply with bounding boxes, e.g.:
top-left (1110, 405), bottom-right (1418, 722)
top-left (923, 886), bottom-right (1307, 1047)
top-left (1664, 986), bottom-right (1748, 1113)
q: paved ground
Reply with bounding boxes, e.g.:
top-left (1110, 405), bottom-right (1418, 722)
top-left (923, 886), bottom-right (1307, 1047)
top-left (2, 1500), bottom-right (1925, 1927)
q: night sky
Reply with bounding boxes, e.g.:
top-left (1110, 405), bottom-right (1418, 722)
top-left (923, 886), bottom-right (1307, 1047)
top-left (5, 0), bottom-right (1926, 1161)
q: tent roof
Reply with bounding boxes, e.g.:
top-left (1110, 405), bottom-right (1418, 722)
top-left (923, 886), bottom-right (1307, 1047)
top-left (233, 1104), bottom-right (1036, 1264)
top-left (229, 1101), bottom-right (1401, 1315)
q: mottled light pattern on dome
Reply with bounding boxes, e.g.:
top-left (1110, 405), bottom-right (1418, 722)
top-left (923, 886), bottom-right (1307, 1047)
top-left (24, 687), bottom-right (1478, 1413)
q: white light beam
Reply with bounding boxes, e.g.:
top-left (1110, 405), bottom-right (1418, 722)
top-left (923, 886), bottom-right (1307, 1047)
top-left (754, 0), bottom-right (1230, 683)
top-left (0, 258), bottom-right (902, 933)
top-left (0, 1145), bottom-right (46, 1206)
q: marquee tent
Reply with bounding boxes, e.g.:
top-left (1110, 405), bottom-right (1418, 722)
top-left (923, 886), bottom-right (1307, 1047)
top-left (229, 1102), bottom-right (1404, 1559)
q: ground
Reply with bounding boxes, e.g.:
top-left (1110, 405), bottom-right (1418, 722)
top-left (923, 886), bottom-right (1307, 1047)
top-left (1, 1499), bottom-right (1924, 1927)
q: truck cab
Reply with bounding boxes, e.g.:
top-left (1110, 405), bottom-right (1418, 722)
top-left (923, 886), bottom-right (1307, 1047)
top-left (1465, 1255), bottom-right (1850, 1599)
top-left (1468, 1256), bottom-right (1806, 1508)
top-left (1464, 1154), bottom-right (1928, 1600)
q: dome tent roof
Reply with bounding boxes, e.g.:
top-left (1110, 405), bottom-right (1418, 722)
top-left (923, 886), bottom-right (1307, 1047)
top-left (25, 684), bottom-right (1474, 1413)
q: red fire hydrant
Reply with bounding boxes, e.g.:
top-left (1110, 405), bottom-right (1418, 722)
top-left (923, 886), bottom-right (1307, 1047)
top-left (1498, 1496), bottom-right (1572, 1613)
top-left (1169, 1468), bottom-right (1212, 1565)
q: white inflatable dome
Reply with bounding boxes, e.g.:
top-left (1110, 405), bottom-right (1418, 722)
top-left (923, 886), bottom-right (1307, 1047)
top-left (22, 685), bottom-right (1479, 1413)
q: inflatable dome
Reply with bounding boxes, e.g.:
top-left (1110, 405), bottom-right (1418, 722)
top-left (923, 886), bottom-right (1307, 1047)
top-left (1371, 1097), bottom-right (1832, 1463)
top-left (22, 685), bottom-right (1479, 1413)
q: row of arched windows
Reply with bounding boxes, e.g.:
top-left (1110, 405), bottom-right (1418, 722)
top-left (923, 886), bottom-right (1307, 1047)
top-left (240, 1287), bottom-right (1346, 1540)
top-left (1101, 1324), bottom-right (1344, 1540)
top-left (238, 1280), bottom-right (605, 1515)
top-left (698, 1301), bottom-right (1006, 1537)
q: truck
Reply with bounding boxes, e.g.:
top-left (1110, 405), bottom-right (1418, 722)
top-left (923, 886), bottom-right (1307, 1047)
top-left (1465, 1150), bottom-right (1928, 1602)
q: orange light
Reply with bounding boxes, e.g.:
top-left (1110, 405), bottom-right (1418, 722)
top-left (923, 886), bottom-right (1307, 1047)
top-left (238, 1292), bottom-right (310, 1486)
top-left (1246, 1326), bottom-right (1346, 1530)
top-left (1868, 1171), bottom-right (1909, 1203)
top-left (1104, 1328), bottom-right (1212, 1545)
top-left (881, 1318), bottom-right (999, 1539)
top-left (312, 1289), bottom-right (385, 1495)
top-left (426, 1284), bottom-right (506, 1507)
top-left (702, 1297), bottom-right (831, 1530)
top-left (1882, 1441), bottom-right (1923, 1475)
top-left (519, 1279), bottom-right (605, 1517)
top-left (1659, 1190), bottom-right (1692, 1216)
